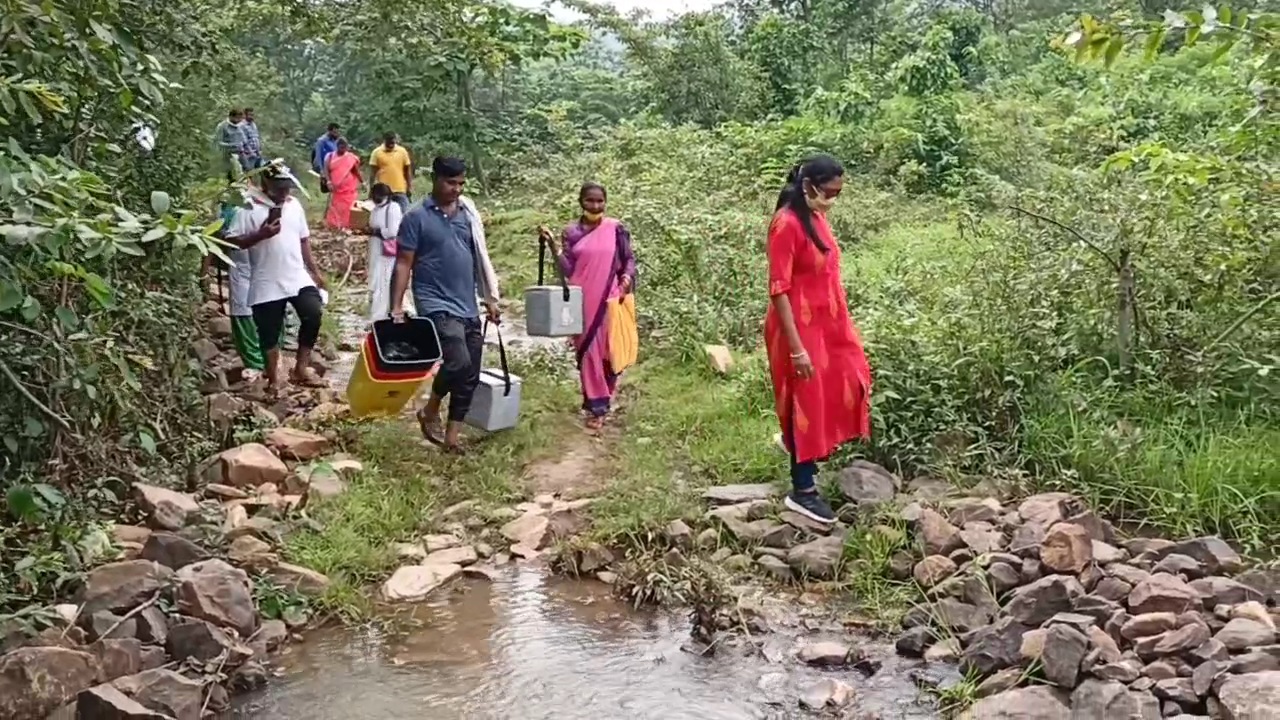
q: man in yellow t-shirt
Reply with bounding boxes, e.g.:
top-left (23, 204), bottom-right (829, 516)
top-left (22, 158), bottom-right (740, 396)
top-left (369, 132), bottom-right (413, 209)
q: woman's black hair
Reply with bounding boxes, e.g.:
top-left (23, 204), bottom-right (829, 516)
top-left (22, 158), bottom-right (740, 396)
top-left (370, 182), bottom-right (390, 198)
top-left (774, 154), bottom-right (844, 253)
top-left (579, 182), bottom-right (607, 201)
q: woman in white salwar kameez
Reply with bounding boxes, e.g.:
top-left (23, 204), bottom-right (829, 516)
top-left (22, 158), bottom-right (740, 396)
top-left (367, 183), bottom-right (405, 321)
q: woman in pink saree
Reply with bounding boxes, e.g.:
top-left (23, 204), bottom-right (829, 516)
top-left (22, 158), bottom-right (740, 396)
top-left (544, 182), bottom-right (637, 430)
top-left (323, 138), bottom-right (362, 229)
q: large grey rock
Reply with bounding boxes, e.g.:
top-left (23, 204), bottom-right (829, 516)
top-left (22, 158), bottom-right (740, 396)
top-left (139, 532), bottom-right (209, 570)
top-left (76, 684), bottom-right (167, 719)
top-left (1215, 671), bottom-right (1280, 720)
top-left (798, 677), bottom-right (855, 710)
top-left (786, 535), bottom-right (843, 580)
top-left (1161, 537), bottom-right (1242, 576)
top-left (836, 461), bottom-right (898, 505)
top-left (1017, 493), bottom-right (1075, 526)
top-left (1006, 575), bottom-right (1085, 626)
top-left (960, 686), bottom-right (1071, 719)
top-left (701, 483), bottom-right (780, 505)
top-left (1122, 612), bottom-right (1179, 640)
top-left (131, 483), bottom-right (201, 531)
top-left (0, 647), bottom-right (102, 720)
top-left (1042, 624), bottom-right (1088, 688)
top-left (165, 617), bottom-right (252, 666)
top-left (77, 561), bottom-right (173, 615)
top-left (174, 559), bottom-right (257, 638)
top-left (1041, 523), bottom-right (1093, 574)
top-left (962, 617), bottom-right (1029, 676)
top-left (1190, 576), bottom-right (1264, 607)
top-left (796, 641), bottom-right (851, 667)
top-left (1070, 679), bottom-right (1158, 720)
top-left (1215, 618), bottom-right (1275, 651)
top-left (1128, 573), bottom-right (1201, 615)
top-left (112, 669), bottom-right (203, 719)
top-left (381, 563), bottom-right (463, 602)
top-left (913, 555), bottom-right (958, 587)
top-left (918, 508), bottom-right (964, 556)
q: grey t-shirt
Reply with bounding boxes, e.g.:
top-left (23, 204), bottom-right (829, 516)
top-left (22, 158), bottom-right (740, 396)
top-left (398, 196), bottom-right (479, 319)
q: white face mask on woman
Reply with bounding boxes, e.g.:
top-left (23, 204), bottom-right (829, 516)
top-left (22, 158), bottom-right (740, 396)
top-left (804, 180), bottom-right (837, 214)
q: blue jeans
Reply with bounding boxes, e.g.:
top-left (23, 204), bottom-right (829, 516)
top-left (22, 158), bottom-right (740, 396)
top-left (239, 155), bottom-right (263, 171)
top-left (785, 411), bottom-right (817, 493)
top-left (391, 192), bottom-right (410, 211)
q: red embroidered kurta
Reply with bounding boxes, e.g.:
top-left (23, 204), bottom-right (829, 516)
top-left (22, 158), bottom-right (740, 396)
top-left (765, 208), bottom-right (872, 464)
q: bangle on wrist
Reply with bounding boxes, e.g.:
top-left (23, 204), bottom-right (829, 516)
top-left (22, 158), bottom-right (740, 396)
top-left (790, 351), bottom-right (807, 358)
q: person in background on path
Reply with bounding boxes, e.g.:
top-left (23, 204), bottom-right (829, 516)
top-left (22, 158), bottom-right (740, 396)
top-left (369, 133), bottom-right (412, 210)
top-left (212, 108), bottom-right (247, 182)
top-left (225, 161), bottom-right (328, 396)
top-left (765, 155), bottom-right (871, 525)
top-left (323, 138), bottom-right (363, 229)
top-left (389, 156), bottom-right (501, 453)
top-left (240, 107), bottom-right (263, 171)
top-left (312, 123), bottom-right (340, 191)
top-left (541, 182), bottom-right (637, 430)
top-left (366, 182), bottom-right (405, 321)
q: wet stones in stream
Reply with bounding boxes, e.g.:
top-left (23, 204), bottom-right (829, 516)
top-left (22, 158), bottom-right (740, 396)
top-left (886, 489), bottom-right (1280, 718)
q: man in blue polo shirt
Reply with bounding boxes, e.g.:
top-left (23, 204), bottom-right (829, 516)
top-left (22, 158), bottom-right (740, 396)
top-left (389, 155), bottom-right (502, 453)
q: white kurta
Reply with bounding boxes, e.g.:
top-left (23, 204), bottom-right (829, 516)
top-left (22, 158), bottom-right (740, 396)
top-left (227, 247), bottom-right (253, 317)
top-left (367, 200), bottom-right (404, 322)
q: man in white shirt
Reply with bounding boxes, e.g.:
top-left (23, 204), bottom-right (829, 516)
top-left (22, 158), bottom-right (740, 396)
top-left (225, 162), bottom-right (328, 394)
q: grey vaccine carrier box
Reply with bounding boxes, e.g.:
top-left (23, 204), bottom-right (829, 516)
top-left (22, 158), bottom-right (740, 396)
top-left (524, 237), bottom-right (584, 337)
top-left (463, 324), bottom-right (521, 432)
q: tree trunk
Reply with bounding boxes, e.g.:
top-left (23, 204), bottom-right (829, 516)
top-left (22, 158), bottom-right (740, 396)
top-left (1117, 247), bottom-right (1134, 379)
top-left (459, 69), bottom-right (487, 192)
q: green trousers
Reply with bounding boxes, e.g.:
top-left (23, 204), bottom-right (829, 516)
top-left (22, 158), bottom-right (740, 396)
top-left (231, 315), bottom-right (265, 371)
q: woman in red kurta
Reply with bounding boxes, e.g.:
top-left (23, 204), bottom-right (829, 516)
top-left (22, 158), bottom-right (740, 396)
top-left (765, 155), bottom-right (872, 524)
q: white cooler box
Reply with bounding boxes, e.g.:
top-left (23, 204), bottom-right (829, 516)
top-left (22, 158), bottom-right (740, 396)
top-left (464, 324), bottom-right (521, 432)
top-left (524, 284), bottom-right (583, 337)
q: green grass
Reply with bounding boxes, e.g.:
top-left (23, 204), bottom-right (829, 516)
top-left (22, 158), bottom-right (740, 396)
top-left (282, 359), bottom-right (579, 617)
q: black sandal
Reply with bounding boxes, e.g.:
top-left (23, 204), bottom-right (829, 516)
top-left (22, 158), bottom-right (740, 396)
top-left (416, 409), bottom-right (445, 446)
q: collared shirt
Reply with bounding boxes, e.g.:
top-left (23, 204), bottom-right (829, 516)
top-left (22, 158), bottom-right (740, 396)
top-left (213, 120), bottom-right (246, 157)
top-left (398, 195), bottom-right (479, 319)
top-left (242, 120), bottom-right (261, 157)
top-left (313, 135), bottom-right (338, 173)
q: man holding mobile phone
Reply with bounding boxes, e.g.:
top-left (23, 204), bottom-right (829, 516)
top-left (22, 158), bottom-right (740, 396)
top-left (225, 161), bottom-right (328, 395)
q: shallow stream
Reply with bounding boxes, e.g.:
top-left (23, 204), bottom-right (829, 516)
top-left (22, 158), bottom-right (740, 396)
top-left (234, 567), bottom-right (947, 719)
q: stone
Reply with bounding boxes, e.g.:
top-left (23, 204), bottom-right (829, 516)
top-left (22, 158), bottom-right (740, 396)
top-left (576, 543), bottom-right (615, 574)
top-left (1144, 660), bottom-right (1181, 681)
top-left (0, 647), bottom-right (101, 720)
top-left (1095, 577), bottom-right (1134, 603)
top-left (778, 510), bottom-right (830, 534)
top-left (230, 660), bottom-right (269, 691)
top-left (959, 686), bottom-right (1070, 720)
top-left (113, 668), bottom-right (202, 719)
top-left (212, 444), bottom-right (289, 488)
top-left (797, 641), bottom-right (850, 667)
top-left (664, 519), bottom-right (693, 546)
top-left (137, 532), bottom-right (208, 570)
top-left (1093, 660), bottom-right (1142, 683)
top-left (110, 524), bottom-right (153, 547)
top-left (836, 460), bottom-right (898, 505)
top-left (1123, 613), bottom-right (1180, 640)
top-left (1041, 523), bottom-right (1093, 574)
top-left (264, 427), bottom-right (329, 460)
top-left (1018, 493), bottom-right (1075, 526)
top-left (227, 535), bottom-right (278, 570)
top-left (500, 511), bottom-right (550, 549)
top-left (205, 483), bottom-right (247, 500)
top-left (935, 598), bottom-right (993, 634)
top-left (786, 535), bottom-right (843, 580)
top-left (1022, 557), bottom-right (1044, 583)
top-left (93, 639), bottom-right (143, 682)
top-left (1215, 618), bottom-right (1275, 651)
top-left (424, 546), bottom-right (478, 567)
top-left (1215, 671), bottom-right (1280, 720)
top-left (1006, 575), bottom-right (1085, 626)
top-left (1072, 595), bottom-right (1122, 625)
top-left (76, 684), bottom-right (167, 719)
top-left (83, 610), bottom-right (135, 642)
top-left (1046, 612), bottom-right (1098, 632)
top-left (704, 344), bottom-right (734, 374)
top-left (264, 563), bottom-right (331, 595)
top-left (701, 483), bottom-right (779, 505)
top-left (896, 626), bottom-right (935, 657)
top-left (1189, 638), bottom-right (1228, 663)
top-left (381, 564), bottom-right (462, 602)
top-left (925, 638), bottom-right (961, 662)
top-left (1079, 564), bottom-right (1105, 592)
top-left (798, 677), bottom-right (855, 710)
top-left (889, 551), bottom-right (914, 580)
top-left (1064, 510), bottom-right (1115, 543)
top-left (1229, 601), bottom-right (1275, 631)
top-left (989, 562), bottom-right (1023, 595)
top-left (960, 525), bottom-right (1006, 554)
top-left (1090, 542), bottom-right (1128, 567)
top-left (77, 561), bottom-right (172, 616)
top-left (1230, 650), bottom-right (1280, 674)
top-left (1191, 660), bottom-right (1223, 697)
top-left (1235, 567), bottom-right (1280, 605)
top-left (1129, 574), bottom-right (1202, 615)
top-left (976, 668), bottom-right (1023, 698)
top-left (1190, 576), bottom-right (1264, 607)
top-left (174, 559), bottom-right (256, 638)
top-left (1042, 624), bottom-right (1088, 688)
top-left (166, 616), bottom-right (252, 665)
top-left (422, 534), bottom-right (462, 552)
top-left (1163, 537), bottom-right (1242, 576)
top-left (723, 554), bottom-right (753, 572)
top-left (1071, 679), bottom-right (1155, 720)
top-left (913, 555), bottom-right (958, 588)
top-left (695, 528), bottom-right (719, 550)
top-left (1152, 623), bottom-right (1211, 655)
top-left (130, 484), bottom-right (201, 531)
top-left (962, 617), bottom-right (1029, 676)
top-left (192, 337), bottom-right (220, 362)
top-left (1152, 678), bottom-right (1197, 709)
top-left (1154, 554), bottom-right (1206, 579)
top-left (946, 497), bottom-right (1003, 526)
top-left (300, 464), bottom-right (347, 499)
top-left (918, 509), bottom-right (964, 556)
top-left (757, 555), bottom-right (792, 582)
top-left (1010, 522), bottom-right (1048, 558)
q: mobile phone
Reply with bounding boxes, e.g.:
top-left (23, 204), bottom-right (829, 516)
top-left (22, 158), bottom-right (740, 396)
top-left (266, 206), bottom-right (282, 224)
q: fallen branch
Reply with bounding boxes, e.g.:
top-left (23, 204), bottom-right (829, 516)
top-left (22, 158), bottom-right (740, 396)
top-left (1205, 289), bottom-right (1280, 352)
top-left (1007, 205), bottom-right (1120, 272)
top-left (90, 592), bottom-right (160, 645)
top-left (0, 359), bottom-right (72, 432)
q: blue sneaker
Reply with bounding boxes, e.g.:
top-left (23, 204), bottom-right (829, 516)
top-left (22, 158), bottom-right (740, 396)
top-left (785, 491), bottom-right (837, 524)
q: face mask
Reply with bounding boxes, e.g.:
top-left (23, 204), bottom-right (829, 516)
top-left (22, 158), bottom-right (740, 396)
top-left (804, 183), bottom-right (836, 214)
top-left (582, 211), bottom-right (603, 222)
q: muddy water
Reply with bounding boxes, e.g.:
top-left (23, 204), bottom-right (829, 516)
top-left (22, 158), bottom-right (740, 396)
top-left (235, 567), bottom-right (947, 719)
